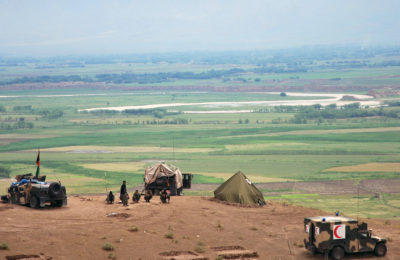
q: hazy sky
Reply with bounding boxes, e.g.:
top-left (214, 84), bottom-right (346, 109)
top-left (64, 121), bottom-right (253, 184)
top-left (1, 0), bottom-right (399, 56)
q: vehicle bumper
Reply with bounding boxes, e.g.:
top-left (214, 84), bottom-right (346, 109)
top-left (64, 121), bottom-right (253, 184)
top-left (39, 196), bottom-right (67, 207)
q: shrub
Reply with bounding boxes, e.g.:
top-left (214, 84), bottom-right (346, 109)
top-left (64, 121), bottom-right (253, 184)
top-left (165, 232), bottom-right (174, 239)
top-left (195, 242), bottom-right (205, 253)
top-left (102, 243), bottom-right (114, 251)
top-left (216, 221), bottom-right (223, 231)
top-left (0, 243), bottom-right (9, 250)
top-left (128, 226), bottom-right (139, 232)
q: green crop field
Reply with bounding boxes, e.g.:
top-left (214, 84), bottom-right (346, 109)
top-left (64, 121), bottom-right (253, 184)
top-left (0, 90), bottom-right (399, 191)
top-left (1, 48), bottom-right (400, 218)
top-left (266, 193), bottom-right (400, 219)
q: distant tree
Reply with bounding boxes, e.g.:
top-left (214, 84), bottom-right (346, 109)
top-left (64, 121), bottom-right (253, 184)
top-left (327, 104), bottom-right (337, 110)
top-left (245, 118), bottom-right (250, 124)
top-left (280, 92), bottom-right (287, 97)
top-left (313, 104), bottom-right (322, 110)
top-left (238, 119), bottom-right (243, 124)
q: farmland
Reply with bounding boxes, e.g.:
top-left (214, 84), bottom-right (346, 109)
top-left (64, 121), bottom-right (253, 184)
top-left (0, 47), bottom-right (400, 219)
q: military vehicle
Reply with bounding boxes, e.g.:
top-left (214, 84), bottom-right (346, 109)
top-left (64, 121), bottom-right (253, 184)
top-left (144, 163), bottom-right (193, 195)
top-left (1, 173), bottom-right (67, 208)
top-left (304, 216), bottom-right (387, 260)
top-left (145, 172), bottom-right (193, 195)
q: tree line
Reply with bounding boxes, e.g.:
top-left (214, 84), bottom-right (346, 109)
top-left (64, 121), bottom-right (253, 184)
top-left (288, 103), bottom-right (399, 124)
top-left (88, 108), bottom-right (181, 119)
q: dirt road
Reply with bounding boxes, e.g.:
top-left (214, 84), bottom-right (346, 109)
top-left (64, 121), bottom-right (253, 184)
top-left (0, 196), bottom-right (398, 260)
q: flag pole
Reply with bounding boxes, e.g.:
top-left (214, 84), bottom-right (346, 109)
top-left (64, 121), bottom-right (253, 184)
top-left (35, 149), bottom-right (40, 179)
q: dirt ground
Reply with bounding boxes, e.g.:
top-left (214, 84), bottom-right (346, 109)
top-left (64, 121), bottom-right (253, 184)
top-left (0, 196), bottom-right (399, 260)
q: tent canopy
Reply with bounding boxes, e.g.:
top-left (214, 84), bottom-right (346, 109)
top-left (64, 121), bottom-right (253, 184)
top-left (144, 162), bottom-right (183, 189)
top-left (214, 171), bottom-right (266, 206)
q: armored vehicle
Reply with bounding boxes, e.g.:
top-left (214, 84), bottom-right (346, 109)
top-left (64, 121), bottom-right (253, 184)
top-left (1, 173), bottom-right (67, 208)
top-left (304, 216), bottom-right (387, 260)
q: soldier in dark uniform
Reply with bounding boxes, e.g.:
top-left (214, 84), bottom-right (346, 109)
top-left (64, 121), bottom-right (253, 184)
top-left (144, 190), bottom-right (152, 203)
top-left (106, 191), bottom-right (114, 204)
top-left (120, 180), bottom-right (128, 206)
top-left (132, 190), bottom-right (141, 203)
top-left (160, 189), bottom-right (170, 203)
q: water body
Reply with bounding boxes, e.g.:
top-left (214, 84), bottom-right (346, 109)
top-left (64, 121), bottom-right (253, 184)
top-left (80, 92), bottom-right (379, 114)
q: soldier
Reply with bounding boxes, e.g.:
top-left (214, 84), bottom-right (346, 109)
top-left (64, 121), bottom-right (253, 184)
top-left (120, 180), bottom-right (129, 206)
top-left (160, 188), bottom-right (170, 203)
top-left (106, 191), bottom-right (114, 204)
top-left (144, 190), bottom-right (152, 203)
top-left (132, 190), bottom-right (141, 203)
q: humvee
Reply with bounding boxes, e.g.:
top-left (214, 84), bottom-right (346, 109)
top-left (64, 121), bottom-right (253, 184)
top-left (304, 216), bottom-right (387, 260)
top-left (1, 173), bottom-right (67, 208)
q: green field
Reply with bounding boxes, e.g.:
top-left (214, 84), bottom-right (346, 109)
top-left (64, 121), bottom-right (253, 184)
top-left (1, 49), bottom-right (400, 218)
top-left (265, 193), bottom-right (400, 219)
top-left (0, 90), bottom-right (399, 191)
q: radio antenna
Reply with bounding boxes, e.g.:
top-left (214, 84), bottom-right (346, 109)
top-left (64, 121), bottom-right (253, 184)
top-left (357, 182), bottom-right (360, 222)
top-left (104, 172), bottom-right (108, 192)
top-left (172, 136), bottom-right (175, 161)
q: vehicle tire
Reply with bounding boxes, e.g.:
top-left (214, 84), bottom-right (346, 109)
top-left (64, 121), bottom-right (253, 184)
top-left (330, 246), bottom-right (345, 260)
top-left (30, 196), bottom-right (39, 208)
top-left (1, 195), bottom-right (9, 203)
top-left (53, 200), bottom-right (63, 207)
top-left (374, 243), bottom-right (387, 257)
top-left (49, 182), bottom-right (62, 197)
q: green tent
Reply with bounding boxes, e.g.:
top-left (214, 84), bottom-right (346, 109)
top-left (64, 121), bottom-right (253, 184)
top-left (214, 171), bottom-right (266, 206)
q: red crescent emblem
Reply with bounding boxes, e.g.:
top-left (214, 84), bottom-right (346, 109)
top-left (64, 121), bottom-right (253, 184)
top-left (334, 225), bottom-right (342, 238)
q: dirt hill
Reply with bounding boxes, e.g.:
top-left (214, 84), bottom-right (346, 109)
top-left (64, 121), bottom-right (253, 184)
top-left (0, 196), bottom-right (399, 260)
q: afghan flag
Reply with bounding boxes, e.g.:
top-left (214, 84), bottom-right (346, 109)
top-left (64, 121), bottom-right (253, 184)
top-left (35, 149), bottom-right (40, 178)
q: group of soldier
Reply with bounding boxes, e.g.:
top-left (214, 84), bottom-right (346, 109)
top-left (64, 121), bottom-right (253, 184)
top-left (106, 180), bottom-right (170, 206)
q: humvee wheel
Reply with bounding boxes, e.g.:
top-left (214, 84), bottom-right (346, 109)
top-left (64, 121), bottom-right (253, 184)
top-left (54, 200), bottom-right (63, 207)
top-left (49, 182), bottom-right (62, 196)
top-left (29, 196), bottom-right (39, 208)
top-left (374, 243), bottom-right (387, 257)
top-left (330, 246), bottom-right (344, 260)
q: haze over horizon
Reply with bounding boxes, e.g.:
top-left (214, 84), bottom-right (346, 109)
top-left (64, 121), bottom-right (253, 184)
top-left (1, 0), bottom-right (399, 57)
